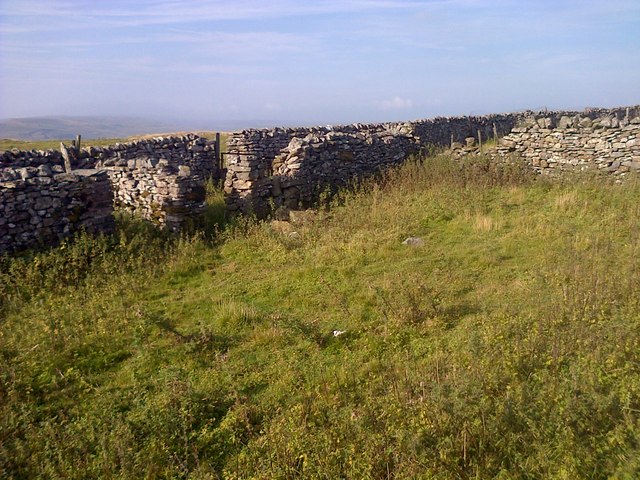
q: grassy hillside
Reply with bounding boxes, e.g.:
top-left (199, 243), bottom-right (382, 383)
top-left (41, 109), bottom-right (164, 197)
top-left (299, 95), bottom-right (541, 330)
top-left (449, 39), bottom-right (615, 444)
top-left (0, 116), bottom-right (182, 142)
top-left (1, 155), bottom-right (639, 478)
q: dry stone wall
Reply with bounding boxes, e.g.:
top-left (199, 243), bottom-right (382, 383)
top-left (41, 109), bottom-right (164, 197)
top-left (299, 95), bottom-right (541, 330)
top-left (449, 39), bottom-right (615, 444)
top-left (0, 168), bottom-right (114, 254)
top-left (411, 113), bottom-right (523, 146)
top-left (92, 135), bottom-right (216, 229)
top-left (270, 129), bottom-right (418, 210)
top-left (1, 134), bottom-right (218, 253)
top-left (224, 127), bottom-right (327, 216)
top-left (90, 134), bottom-right (219, 180)
top-left (224, 123), bottom-right (426, 215)
top-left (107, 164), bottom-right (206, 231)
top-left (225, 107), bottom-right (640, 216)
top-left (1, 134), bottom-right (219, 177)
top-left (496, 107), bottom-right (640, 175)
top-left (224, 114), bottom-right (524, 215)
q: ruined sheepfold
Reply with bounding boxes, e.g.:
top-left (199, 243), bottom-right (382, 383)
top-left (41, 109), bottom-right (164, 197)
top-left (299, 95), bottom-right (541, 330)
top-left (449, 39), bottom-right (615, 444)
top-left (0, 134), bottom-right (219, 253)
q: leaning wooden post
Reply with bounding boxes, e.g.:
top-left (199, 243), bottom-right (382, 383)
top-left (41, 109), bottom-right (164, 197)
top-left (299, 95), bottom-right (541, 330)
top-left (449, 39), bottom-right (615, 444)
top-left (477, 129), bottom-right (482, 153)
top-left (215, 132), bottom-right (221, 171)
top-left (60, 142), bottom-right (73, 173)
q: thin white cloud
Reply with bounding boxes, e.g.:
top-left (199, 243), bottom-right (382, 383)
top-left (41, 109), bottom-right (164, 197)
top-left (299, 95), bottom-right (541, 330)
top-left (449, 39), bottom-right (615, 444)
top-left (380, 96), bottom-right (413, 109)
top-left (158, 29), bottom-right (319, 57)
top-left (3, 0), bottom-right (638, 33)
top-left (0, 27), bottom-right (318, 71)
top-left (1, 0), bottom-right (429, 30)
top-left (1, 51), bottom-right (261, 78)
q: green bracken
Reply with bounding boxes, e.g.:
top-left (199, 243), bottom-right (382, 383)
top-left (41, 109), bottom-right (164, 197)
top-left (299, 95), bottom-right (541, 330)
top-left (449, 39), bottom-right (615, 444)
top-left (1, 154), bottom-right (639, 479)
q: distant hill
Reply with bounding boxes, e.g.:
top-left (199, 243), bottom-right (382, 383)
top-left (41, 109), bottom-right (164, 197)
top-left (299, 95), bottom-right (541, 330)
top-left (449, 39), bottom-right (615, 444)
top-left (0, 116), bottom-right (315, 141)
top-left (0, 116), bottom-right (183, 141)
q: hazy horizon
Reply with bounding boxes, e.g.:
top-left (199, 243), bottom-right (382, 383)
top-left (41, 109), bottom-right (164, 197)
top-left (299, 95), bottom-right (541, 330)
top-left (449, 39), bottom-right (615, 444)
top-left (1, 1), bottom-right (639, 127)
top-left (0, 114), bottom-right (312, 140)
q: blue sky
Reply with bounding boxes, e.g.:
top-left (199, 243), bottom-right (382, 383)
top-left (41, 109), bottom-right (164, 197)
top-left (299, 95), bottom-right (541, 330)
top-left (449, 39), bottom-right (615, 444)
top-left (1, 0), bottom-right (639, 128)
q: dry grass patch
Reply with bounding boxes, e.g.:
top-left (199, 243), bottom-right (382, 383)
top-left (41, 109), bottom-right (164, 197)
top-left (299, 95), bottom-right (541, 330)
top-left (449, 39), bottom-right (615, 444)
top-left (553, 190), bottom-right (579, 209)
top-left (465, 211), bottom-right (503, 232)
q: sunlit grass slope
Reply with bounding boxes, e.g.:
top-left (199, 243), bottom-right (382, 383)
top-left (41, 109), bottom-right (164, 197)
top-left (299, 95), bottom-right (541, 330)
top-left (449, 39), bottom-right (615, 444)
top-left (1, 155), bottom-right (639, 479)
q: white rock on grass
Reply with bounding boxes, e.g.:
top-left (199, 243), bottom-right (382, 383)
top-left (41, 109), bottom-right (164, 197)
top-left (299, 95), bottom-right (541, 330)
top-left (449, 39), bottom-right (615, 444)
top-left (402, 237), bottom-right (424, 247)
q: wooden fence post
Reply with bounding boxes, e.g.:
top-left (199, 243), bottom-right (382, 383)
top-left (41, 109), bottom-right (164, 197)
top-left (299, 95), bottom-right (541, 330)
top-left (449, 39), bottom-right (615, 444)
top-left (215, 132), bottom-right (221, 171)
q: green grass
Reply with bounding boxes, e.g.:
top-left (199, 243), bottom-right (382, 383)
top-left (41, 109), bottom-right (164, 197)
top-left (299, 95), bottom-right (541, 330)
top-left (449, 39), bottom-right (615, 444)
top-left (1, 155), bottom-right (640, 479)
top-left (0, 138), bottom-right (131, 152)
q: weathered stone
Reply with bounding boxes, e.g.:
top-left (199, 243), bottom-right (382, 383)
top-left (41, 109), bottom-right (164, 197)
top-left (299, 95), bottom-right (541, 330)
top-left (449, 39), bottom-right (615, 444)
top-left (33, 196), bottom-right (53, 210)
top-left (402, 237), bottom-right (424, 247)
top-left (599, 116), bottom-right (613, 128)
top-left (38, 164), bottom-right (52, 176)
top-left (579, 117), bottom-right (593, 128)
top-left (537, 117), bottom-right (553, 129)
top-left (271, 177), bottom-right (282, 197)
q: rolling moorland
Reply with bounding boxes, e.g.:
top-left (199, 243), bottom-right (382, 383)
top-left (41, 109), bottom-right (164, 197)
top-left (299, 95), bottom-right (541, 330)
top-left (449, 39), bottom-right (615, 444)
top-left (0, 117), bottom-right (184, 143)
top-left (1, 148), bottom-right (640, 478)
top-left (0, 116), bottom-right (290, 143)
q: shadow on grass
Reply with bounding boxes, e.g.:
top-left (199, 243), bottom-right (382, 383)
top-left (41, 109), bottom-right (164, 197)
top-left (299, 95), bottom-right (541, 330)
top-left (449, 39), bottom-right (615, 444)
top-left (189, 179), bottom-right (234, 242)
top-left (440, 302), bottom-right (480, 326)
top-left (150, 312), bottom-right (240, 357)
